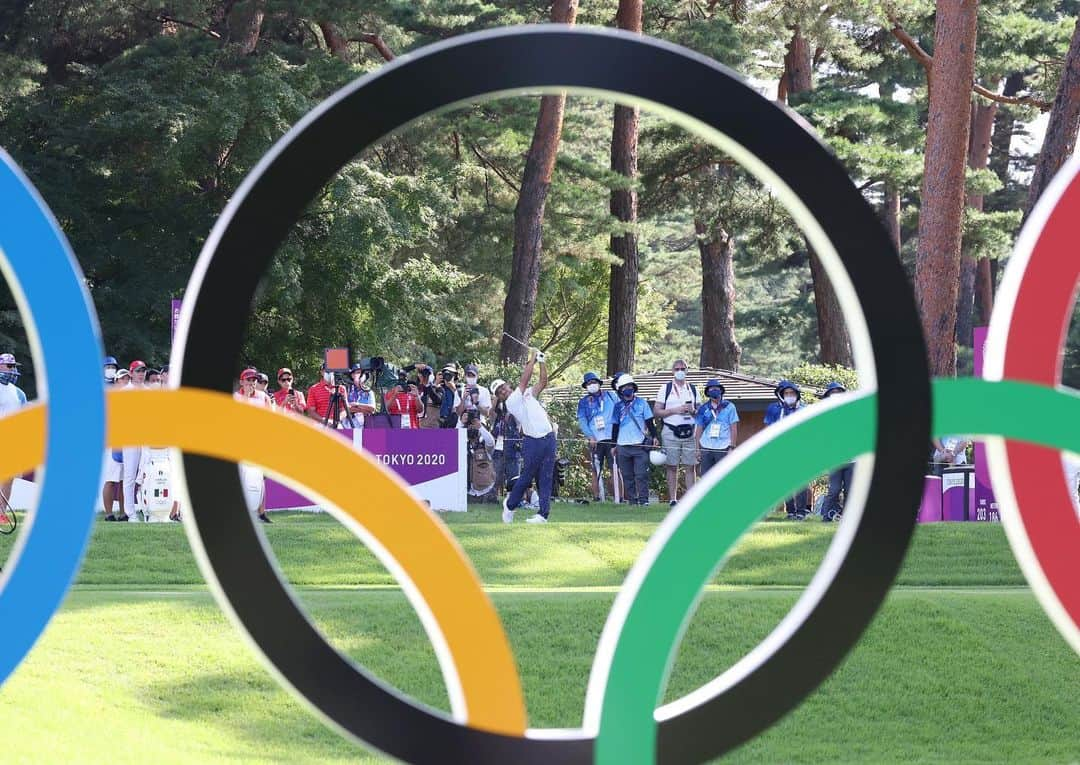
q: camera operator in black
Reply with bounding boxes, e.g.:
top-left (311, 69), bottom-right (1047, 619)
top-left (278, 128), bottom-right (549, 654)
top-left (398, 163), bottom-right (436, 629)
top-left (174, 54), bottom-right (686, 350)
top-left (464, 410), bottom-right (497, 503)
top-left (414, 364), bottom-right (442, 429)
top-left (437, 364), bottom-right (460, 428)
top-left (490, 389), bottom-right (523, 496)
top-left (456, 363), bottom-right (492, 420)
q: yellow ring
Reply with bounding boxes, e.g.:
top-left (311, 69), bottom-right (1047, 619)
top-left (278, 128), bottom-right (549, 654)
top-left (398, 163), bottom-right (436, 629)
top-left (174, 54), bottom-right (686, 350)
top-left (0, 389), bottom-right (526, 735)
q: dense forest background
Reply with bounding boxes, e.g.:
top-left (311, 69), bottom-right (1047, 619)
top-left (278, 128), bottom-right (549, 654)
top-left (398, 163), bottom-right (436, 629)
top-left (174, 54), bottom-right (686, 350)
top-left (2, 0), bottom-right (1080, 394)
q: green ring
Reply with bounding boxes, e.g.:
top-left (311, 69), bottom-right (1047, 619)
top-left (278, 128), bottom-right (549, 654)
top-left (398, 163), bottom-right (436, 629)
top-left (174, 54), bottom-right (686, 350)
top-left (593, 378), bottom-right (1080, 763)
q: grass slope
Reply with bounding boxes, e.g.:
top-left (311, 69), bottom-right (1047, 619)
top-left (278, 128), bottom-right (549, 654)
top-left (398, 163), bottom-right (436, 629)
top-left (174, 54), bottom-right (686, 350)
top-left (1, 589), bottom-right (1076, 764)
top-left (0, 509), bottom-right (1075, 763)
top-left (1, 507), bottom-right (1027, 588)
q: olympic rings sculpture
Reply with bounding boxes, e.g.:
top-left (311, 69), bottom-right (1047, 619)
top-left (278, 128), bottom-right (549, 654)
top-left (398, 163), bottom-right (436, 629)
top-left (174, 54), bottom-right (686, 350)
top-left (0, 26), bottom-right (1075, 765)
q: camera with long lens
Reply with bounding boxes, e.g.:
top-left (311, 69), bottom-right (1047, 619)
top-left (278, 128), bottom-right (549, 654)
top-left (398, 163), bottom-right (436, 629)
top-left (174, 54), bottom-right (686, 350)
top-left (360, 355), bottom-right (401, 390)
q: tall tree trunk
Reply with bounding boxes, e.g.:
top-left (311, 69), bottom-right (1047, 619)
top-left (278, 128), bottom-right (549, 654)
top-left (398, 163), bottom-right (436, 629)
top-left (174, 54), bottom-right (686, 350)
top-left (974, 256), bottom-right (994, 326)
top-left (1025, 16), bottom-right (1080, 221)
top-left (976, 72), bottom-right (1023, 325)
top-left (696, 220), bottom-right (741, 370)
top-left (914, 0), bottom-right (979, 377)
top-left (230, 0), bottom-right (266, 55)
top-left (318, 21), bottom-right (349, 60)
top-left (778, 25), bottom-right (813, 101)
top-left (779, 26), bottom-right (852, 366)
top-left (499, 0), bottom-right (579, 363)
top-left (210, 0), bottom-right (239, 36)
top-left (956, 97), bottom-right (998, 347)
top-left (882, 183), bottom-right (902, 253)
top-left (986, 72), bottom-right (1024, 205)
top-left (606, 0), bottom-right (644, 376)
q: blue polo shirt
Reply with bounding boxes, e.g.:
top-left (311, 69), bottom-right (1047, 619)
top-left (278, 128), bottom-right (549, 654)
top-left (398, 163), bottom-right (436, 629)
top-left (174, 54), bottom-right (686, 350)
top-left (764, 400), bottom-right (803, 425)
top-left (577, 391), bottom-right (618, 440)
top-left (614, 396), bottom-right (653, 446)
top-left (348, 386), bottom-right (374, 408)
top-left (695, 400), bottom-right (739, 450)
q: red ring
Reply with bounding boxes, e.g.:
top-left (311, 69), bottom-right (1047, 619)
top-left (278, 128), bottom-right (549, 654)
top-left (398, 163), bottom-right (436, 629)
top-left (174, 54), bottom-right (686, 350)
top-left (999, 167), bottom-right (1080, 639)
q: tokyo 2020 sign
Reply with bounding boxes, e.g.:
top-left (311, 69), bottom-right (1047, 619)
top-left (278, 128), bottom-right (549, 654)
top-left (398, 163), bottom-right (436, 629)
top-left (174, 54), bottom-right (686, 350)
top-left (0, 26), bottom-right (1076, 765)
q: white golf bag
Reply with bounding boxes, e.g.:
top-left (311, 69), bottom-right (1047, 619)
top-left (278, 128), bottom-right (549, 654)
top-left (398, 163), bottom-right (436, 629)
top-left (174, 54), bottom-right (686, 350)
top-left (139, 447), bottom-right (176, 522)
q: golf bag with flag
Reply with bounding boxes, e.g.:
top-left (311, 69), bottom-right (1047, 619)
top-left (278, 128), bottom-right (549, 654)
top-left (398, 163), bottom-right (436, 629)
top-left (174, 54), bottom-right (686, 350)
top-left (138, 447), bottom-right (179, 522)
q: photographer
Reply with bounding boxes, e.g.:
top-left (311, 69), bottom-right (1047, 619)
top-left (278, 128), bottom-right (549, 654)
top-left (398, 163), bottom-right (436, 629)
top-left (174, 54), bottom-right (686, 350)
top-left (386, 376), bottom-right (422, 429)
top-left (305, 362), bottom-right (349, 427)
top-left (464, 410), bottom-right (497, 503)
top-left (455, 363), bottom-right (492, 419)
top-left (346, 364), bottom-right (376, 428)
top-left (653, 359), bottom-right (699, 506)
top-left (437, 364), bottom-right (460, 428)
top-left (490, 391), bottom-right (523, 498)
top-left (273, 367), bottom-right (307, 414)
top-left (415, 364), bottom-right (442, 428)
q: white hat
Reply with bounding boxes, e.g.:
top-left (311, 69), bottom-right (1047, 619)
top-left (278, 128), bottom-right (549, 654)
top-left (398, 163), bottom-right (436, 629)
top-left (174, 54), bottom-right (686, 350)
top-left (649, 449), bottom-right (667, 466)
top-left (614, 373), bottom-right (638, 392)
top-left (490, 379), bottom-right (509, 397)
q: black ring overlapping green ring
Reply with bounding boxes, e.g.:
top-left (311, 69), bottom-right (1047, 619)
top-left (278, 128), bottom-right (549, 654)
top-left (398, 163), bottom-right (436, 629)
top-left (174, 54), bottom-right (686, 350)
top-left (173, 26), bottom-right (930, 763)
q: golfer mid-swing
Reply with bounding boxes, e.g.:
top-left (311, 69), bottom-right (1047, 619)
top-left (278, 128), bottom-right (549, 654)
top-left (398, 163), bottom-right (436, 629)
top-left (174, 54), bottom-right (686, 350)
top-left (493, 347), bottom-right (555, 524)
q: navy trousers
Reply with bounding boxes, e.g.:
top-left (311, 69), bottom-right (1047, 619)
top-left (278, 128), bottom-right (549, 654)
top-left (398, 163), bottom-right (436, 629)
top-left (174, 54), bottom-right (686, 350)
top-left (824, 462), bottom-right (854, 519)
top-left (506, 433), bottom-right (556, 518)
top-left (784, 489), bottom-right (810, 516)
top-left (616, 444), bottom-right (650, 504)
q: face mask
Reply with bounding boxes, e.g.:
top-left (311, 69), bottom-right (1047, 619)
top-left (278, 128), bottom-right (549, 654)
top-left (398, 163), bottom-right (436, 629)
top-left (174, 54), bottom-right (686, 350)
top-left (0, 371), bottom-right (15, 385)
top-left (620, 387), bottom-right (635, 400)
top-left (708, 389), bottom-right (722, 400)
top-left (104, 367), bottom-right (117, 381)
top-left (783, 395), bottom-right (797, 406)
top-left (323, 372), bottom-right (334, 383)
top-left (674, 370), bottom-right (687, 382)
top-left (587, 383), bottom-right (600, 394)
top-left (466, 375), bottom-right (478, 385)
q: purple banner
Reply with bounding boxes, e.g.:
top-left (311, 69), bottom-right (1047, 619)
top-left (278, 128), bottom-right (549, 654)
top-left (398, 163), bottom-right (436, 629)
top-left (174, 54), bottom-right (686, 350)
top-left (170, 299), bottom-right (182, 342)
top-left (973, 326), bottom-right (999, 521)
top-left (357, 428), bottom-right (458, 484)
top-left (266, 427), bottom-right (462, 510)
top-left (918, 475), bottom-right (942, 523)
top-left (942, 467), bottom-right (973, 522)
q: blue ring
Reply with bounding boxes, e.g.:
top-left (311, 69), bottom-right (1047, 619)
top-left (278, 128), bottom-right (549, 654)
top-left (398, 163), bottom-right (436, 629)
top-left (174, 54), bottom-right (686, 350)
top-left (0, 151), bottom-right (106, 685)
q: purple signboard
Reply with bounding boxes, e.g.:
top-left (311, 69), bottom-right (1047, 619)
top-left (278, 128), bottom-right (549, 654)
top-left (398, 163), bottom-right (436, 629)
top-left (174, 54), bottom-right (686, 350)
top-left (357, 428), bottom-right (459, 485)
top-left (918, 475), bottom-right (942, 523)
top-left (170, 299), bottom-right (182, 342)
top-left (266, 427), bottom-right (465, 511)
top-left (973, 326), bottom-right (1000, 522)
top-left (942, 467), bottom-right (974, 521)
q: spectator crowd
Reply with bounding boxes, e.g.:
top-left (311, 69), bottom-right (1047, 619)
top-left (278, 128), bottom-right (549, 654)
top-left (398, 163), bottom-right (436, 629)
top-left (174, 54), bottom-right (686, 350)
top-left (4, 348), bottom-right (1075, 528)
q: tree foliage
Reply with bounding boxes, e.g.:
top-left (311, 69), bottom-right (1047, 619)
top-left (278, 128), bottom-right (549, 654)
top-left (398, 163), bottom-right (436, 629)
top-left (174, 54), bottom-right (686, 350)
top-left (0, 0), bottom-right (1077, 394)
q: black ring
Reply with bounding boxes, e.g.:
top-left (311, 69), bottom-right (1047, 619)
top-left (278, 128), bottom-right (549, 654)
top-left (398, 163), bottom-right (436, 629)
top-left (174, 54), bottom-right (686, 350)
top-left (175, 26), bottom-right (929, 764)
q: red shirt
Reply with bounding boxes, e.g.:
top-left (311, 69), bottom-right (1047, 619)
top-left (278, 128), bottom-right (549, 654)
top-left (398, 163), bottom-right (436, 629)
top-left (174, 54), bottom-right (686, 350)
top-left (386, 389), bottom-right (420, 429)
top-left (274, 387), bottom-right (306, 413)
top-left (306, 381), bottom-right (346, 421)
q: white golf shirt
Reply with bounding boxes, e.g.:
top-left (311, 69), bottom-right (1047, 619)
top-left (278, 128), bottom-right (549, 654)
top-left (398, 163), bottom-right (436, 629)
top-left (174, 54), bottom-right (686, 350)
top-left (505, 387), bottom-right (553, 438)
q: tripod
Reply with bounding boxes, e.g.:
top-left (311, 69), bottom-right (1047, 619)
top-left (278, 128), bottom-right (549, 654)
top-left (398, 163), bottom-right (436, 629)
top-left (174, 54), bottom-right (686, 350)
top-left (322, 379), bottom-right (356, 430)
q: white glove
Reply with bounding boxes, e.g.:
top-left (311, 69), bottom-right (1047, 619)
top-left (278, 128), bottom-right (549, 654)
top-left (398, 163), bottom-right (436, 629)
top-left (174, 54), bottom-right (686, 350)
top-left (535, 351), bottom-right (546, 363)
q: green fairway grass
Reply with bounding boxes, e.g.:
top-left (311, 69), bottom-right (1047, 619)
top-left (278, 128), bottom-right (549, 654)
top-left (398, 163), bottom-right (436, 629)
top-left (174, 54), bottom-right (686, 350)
top-left (1, 509), bottom-right (1076, 763)
top-left (2, 589), bottom-right (1076, 764)
top-left (0, 506), bottom-right (1028, 588)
